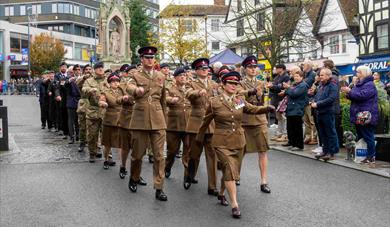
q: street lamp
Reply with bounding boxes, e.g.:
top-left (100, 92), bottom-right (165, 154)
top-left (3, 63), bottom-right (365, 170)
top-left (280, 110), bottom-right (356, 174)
top-left (27, 6), bottom-right (32, 81)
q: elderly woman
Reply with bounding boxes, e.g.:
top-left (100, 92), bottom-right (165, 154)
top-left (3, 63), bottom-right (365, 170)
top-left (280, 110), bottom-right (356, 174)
top-left (311, 68), bottom-right (339, 160)
top-left (282, 67), bottom-right (308, 151)
top-left (197, 71), bottom-right (274, 219)
top-left (341, 65), bottom-right (378, 164)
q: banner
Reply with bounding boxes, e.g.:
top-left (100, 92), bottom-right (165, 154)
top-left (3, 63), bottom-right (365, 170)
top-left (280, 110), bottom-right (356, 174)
top-left (21, 48), bottom-right (29, 65)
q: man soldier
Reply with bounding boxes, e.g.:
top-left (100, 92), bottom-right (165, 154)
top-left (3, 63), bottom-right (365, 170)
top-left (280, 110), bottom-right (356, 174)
top-left (38, 70), bottom-right (51, 130)
top-left (76, 64), bottom-right (93, 152)
top-left (160, 63), bottom-right (173, 87)
top-left (164, 67), bottom-right (191, 178)
top-left (82, 62), bottom-right (106, 162)
top-left (126, 46), bottom-right (168, 201)
top-left (47, 71), bottom-right (57, 131)
top-left (238, 55), bottom-right (271, 193)
top-left (54, 62), bottom-right (69, 137)
top-left (184, 58), bottom-right (219, 196)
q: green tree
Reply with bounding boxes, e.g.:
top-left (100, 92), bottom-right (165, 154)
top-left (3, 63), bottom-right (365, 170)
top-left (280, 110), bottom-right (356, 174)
top-left (30, 33), bottom-right (65, 76)
top-left (129, 0), bottom-right (152, 63)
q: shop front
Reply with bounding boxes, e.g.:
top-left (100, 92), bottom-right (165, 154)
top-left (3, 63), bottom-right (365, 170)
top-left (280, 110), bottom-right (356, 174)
top-left (357, 54), bottom-right (390, 79)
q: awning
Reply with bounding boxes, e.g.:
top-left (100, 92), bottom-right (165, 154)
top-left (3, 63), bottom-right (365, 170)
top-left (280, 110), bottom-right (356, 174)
top-left (357, 55), bottom-right (390, 72)
top-left (210, 49), bottom-right (244, 65)
top-left (336, 64), bottom-right (357, 76)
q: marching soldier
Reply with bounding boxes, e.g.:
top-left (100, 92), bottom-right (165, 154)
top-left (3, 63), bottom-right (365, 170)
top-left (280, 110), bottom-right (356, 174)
top-left (126, 46), bottom-right (168, 201)
top-left (47, 71), bottom-right (57, 132)
top-left (164, 67), bottom-right (191, 178)
top-left (184, 58), bottom-right (219, 196)
top-left (196, 71), bottom-right (274, 218)
top-left (54, 62), bottom-right (69, 137)
top-left (82, 62), bottom-right (106, 162)
top-left (238, 55), bottom-right (271, 193)
top-left (76, 64), bottom-right (93, 152)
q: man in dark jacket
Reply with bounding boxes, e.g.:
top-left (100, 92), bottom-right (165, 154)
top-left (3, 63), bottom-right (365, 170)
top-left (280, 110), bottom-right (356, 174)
top-left (311, 68), bottom-right (339, 160)
top-left (55, 62), bottom-right (69, 137)
top-left (302, 61), bottom-right (318, 145)
top-left (38, 71), bottom-right (50, 129)
top-left (66, 65), bottom-right (81, 144)
top-left (47, 71), bottom-right (58, 132)
top-left (266, 64), bottom-right (290, 141)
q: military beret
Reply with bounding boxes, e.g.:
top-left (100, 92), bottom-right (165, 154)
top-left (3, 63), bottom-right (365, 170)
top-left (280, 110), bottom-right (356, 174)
top-left (42, 70), bottom-right (50, 75)
top-left (104, 69), bottom-right (112, 74)
top-left (218, 66), bottom-right (231, 77)
top-left (275, 63), bottom-right (286, 70)
top-left (221, 71), bottom-right (241, 84)
top-left (173, 67), bottom-right (186, 77)
top-left (120, 64), bottom-right (130, 72)
top-left (183, 65), bottom-right (191, 71)
top-left (160, 63), bottom-right (169, 69)
top-left (107, 72), bottom-right (121, 83)
top-left (93, 61), bottom-right (104, 69)
top-left (138, 46), bottom-right (157, 57)
top-left (242, 55), bottom-right (258, 68)
top-left (191, 58), bottom-right (210, 70)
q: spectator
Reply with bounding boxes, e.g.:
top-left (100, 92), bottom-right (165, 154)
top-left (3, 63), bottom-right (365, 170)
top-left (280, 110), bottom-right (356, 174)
top-left (341, 65), bottom-right (379, 164)
top-left (302, 60), bottom-right (318, 145)
top-left (2, 80), bottom-right (8, 95)
top-left (282, 67), bottom-right (308, 151)
top-left (65, 66), bottom-right (80, 144)
top-left (311, 68), bottom-right (339, 161)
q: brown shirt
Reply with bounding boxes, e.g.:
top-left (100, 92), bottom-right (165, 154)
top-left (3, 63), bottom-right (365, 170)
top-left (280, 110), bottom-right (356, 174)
top-left (127, 69), bottom-right (167, 130)
top-left (166, 84), bottom-right (191, 132)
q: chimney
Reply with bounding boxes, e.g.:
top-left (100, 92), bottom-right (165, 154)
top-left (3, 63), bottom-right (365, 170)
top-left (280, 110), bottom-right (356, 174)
top-left (214, 0), bottom-right (225, 6)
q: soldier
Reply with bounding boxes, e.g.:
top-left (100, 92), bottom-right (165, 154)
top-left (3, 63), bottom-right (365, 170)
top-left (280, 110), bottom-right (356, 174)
top-left (54, 62), bottom-right (69, 137)
top-left (196, 71), bottom-right (274, 218)
top-left (65, 66), bottom-right (80, 144)
top-left (47, 71), bottom-right (57, 132)
top-left (82, 62), bottom-right (106, 163)
top-left (184, 58), bottom-right (219, 196)
top-left (164, 67), bottom-right (191, 178)
top-left (160, 63), bottom-right (173, 86)
top-left (239, 55), bottom-right (271, 193)
top-left (126, 46), bottom-right (168, 201)
top-left (38, 71), bottom-right (51, 130)
top-left (76, 64), bottom-right (93, 152)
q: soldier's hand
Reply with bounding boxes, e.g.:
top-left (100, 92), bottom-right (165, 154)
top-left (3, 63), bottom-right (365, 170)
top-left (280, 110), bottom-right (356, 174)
top-left (135, 87), bottom-right (144, 96)
top-left (55, 96), bottom-right (62, 102)
top-left (267, 105), bottom-right (276, 112)
top-left (199, 89), bottom-right (207, 96)
top-left (99, 101), bottom-right (108, 108)
top-left (171, 97), bottom-right (179, 103)
top-left (122, 95), bottom-right (129, 102)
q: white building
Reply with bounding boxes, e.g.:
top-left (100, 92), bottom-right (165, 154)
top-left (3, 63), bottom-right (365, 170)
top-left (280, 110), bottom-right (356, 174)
top-left (0, 20), bottom-right (96, 81)
top-left (313, 0), bottom-right (359, 68)
top-left (159, 0), bottom-right (234, 64)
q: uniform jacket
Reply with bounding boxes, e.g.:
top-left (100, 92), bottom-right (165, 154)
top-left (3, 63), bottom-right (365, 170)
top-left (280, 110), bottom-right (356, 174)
top-left (127, 69), bottom-right (167, 130)
top-left (239, 77), bottom-right (268, 126)
top-left (38, 79), bottom-right (49, 104)
top-left (76, 73), bottom-right (92, 114)
top-left (285, 80), bottom-right (308, 117)
top-left (65, 80), bottom-right (80, 109)
top-left (314, 79), bottom-right (338, 115)
top-left (197, 94), bottom-right (269, 149)
top-left (347, 75), bottom-right (379, 126)
top-left (82, 74), bottom-right (106, 120)
top-left (101, 87), bottom-right (123, 126)
top-left (185, 77), bottom-right (218, 134)
top-left (117, 80), bottom-right (135, 130)
top-left (166, 84), bottom-right (191, 132)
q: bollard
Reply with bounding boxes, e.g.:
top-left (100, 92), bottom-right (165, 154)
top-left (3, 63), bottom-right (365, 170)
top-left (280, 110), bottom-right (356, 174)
top-left (0, 102), bottom-right (9, 151)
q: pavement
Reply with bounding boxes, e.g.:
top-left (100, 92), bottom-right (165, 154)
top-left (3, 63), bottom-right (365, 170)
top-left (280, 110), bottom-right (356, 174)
top-left (1, 95), bottom-right (390, 227)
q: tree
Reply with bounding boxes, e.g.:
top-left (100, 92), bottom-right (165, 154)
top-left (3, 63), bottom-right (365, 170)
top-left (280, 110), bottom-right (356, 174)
top-left (129, 0), bottom-right (152, 64)
top-left (30, 33), bottom-right (65, 76)
top-left (153, 4), bottom-right (208, 65)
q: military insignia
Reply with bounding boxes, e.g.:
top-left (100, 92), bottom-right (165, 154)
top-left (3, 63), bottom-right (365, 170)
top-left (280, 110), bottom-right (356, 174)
top-left (234, 99), bottom-right (245, 109)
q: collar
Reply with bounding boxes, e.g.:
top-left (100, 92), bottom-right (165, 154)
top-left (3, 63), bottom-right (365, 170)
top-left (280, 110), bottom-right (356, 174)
top-left (222, 93), bottom-right (234, 103)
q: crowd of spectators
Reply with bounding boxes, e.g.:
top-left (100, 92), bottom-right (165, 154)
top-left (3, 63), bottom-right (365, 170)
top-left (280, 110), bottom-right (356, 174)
top-left (0, 78), bottom-right (40, 95)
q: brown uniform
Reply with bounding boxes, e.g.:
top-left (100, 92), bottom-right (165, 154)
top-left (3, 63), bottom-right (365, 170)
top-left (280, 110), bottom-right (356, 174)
top-left (117, 78), bottom-right (135, 152)
top-left (197, 94), bottom-right (268, 181)
top-left (127, 69), bottom-right (167, 190)
top-left (239, 77), bottom-right (269, 153)
top-left (101, 88), bottom-right (123, 151)
top-left (165, 84), bottom-right (191, 173)
top-left (186, 77), bottom-right (218, 190)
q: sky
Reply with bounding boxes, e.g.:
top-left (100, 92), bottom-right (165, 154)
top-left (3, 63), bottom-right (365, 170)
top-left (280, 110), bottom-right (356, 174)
top-left (160, 0), bottom-right (218, 12)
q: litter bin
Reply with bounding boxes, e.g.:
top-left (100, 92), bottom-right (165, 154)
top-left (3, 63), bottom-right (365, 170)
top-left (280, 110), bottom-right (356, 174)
top-left (0, 100), bottom-right (9, 151)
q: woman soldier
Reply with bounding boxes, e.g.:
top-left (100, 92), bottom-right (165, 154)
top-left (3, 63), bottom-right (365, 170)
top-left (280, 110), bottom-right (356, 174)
top-left (196, 71), bottom-right (275, 218)
top-left (98, 72), bottom-right (123, 169)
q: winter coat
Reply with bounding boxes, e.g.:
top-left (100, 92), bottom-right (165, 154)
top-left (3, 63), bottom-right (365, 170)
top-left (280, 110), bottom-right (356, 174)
top-left (304, 70), bottom-right (316, 88)
top-left (347, 76), bottom-right (379, 126)
top-left (269, 72), bottom-right (290, 107)
top-left (314, 79), bottom-right (338, 115)
top-left (66, 80), bottom-right (81, 109)
top-left (285, 81), bottom-right (309, 117)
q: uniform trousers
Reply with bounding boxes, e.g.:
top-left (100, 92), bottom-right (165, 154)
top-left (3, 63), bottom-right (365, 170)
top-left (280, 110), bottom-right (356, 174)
top-left (165, 131), bottom-right (190, 172)
top-left (67, 108), bottom-right (79, 139)
top-left (40, 102), bottom-right (50, 128)
top-left (187, 133), bottom-right (217, 190)
top-left (78, 112), bottom-right (86, 144)
top-left (86, 118), bottom-right (102, 157)
top-left (131, 130), bottom-right (166, 190)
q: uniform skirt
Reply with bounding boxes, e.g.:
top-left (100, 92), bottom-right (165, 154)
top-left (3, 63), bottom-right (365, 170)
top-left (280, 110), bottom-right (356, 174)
top-left (102, 125), bottom-right (120, 148)
top-left (243, 125), bottom-right (269, 153)
top-left (119, 127), bottom-right (132, 151)
top-left (214, 147), bottom-right (244, 181)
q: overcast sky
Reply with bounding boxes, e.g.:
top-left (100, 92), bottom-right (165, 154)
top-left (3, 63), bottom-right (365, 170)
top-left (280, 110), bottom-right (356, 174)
top-left (160, 0), bottom-right (221, 11)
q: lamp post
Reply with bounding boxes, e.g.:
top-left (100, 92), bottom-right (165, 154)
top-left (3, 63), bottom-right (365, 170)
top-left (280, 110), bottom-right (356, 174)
top-left (27, 6), bottom-right (32, 81)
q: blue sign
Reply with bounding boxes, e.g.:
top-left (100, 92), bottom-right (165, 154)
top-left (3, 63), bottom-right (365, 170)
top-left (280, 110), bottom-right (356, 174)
top-left (0, 53), bottom-right (3, 61)
top-left (8, 55), bottom-right (15, 61)
top-left (90, 56), bottom-right (96, 63)
top-left (21, 48), bottom-right (29, 65)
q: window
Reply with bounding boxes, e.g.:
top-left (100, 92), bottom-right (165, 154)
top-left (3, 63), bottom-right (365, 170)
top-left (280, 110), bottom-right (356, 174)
top-left (237, 0), bottom-right (242, 11)
top-left (211, 19), bottom-right (220, 32)
top-left (376, 24), bottom-right (389, 49)
top-left (10, 33), bottom-right (28, 53)
top-left (329, 35), bottom-right (339, 54)
top-left (256, 13), bottom-right (265, 31)
top-left (52, 3), bottom-right (57, 13)
top-left (74, 5), bottom-right (80, 15)
top-left (310, 40), bottom-right (318, 59)
top-left (183, 19), bottom-right (193, 32)
top-left (5, 6), bottom-right (14, 16)
top-left (32, 4), bottom-right (41, 15)
top-left (20, 5), bottom-right (26, 16)
top-left (58, 3), bottom-right (64, 13)
top-left (341, 34), bottom-right (347, 53)
top-left (212, 41), bottom-right (220, 50)
top-left (85, 8), bottom-right (91, 18)
top-left (237, 19), bottom-right (244, 37)
top-left (64, 4), bottom-right (70, 14)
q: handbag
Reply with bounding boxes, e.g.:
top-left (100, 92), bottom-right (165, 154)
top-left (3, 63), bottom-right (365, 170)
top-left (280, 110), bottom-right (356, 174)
top-left (356, 111), bottom-right (372, 125)
top-left (276, 96), bottom-right (288, 113)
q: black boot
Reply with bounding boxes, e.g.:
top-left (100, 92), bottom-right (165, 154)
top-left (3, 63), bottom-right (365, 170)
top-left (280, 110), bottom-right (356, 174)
top-left (128, 179), bottom-right (137, 192)
top-left (183, 177), bottom-right (191, 190)
top-left (119, 167), bottom-right (127, 179)
top-left (78, 143), bottom-right (85, 152)
top-left (68, 137), bottom-right (75, 144)
top-left (155, 190), bottom-right (167, 201)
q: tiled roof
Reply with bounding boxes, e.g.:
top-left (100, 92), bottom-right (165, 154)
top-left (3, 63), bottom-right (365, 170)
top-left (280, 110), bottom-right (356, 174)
top-left (159, 4), bottom-right (229, 18)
